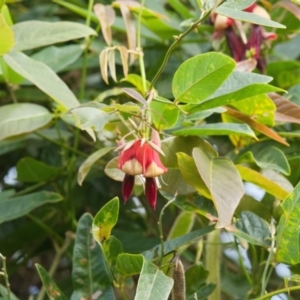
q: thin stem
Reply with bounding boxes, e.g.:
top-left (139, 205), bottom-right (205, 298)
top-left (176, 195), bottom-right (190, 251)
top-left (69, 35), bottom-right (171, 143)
top-left (260, 233), bottom-right (276, 296)
top-left (253, 285), bottom-right (300, 300)
top-left (13, 181), bottom-right (47, 197)
top-left (36, 233), bottom-right (73, 300)
top-left (79, 0), bottom-right (95, 100)
top-left (136, 0), bottom-right (147, 94)
top-left (0, 254), bottom-right (11, 300)
top-left (28, 214), bottom-right (64, 244)
top-left (35, 132), bottom-right (88, 158)
top-left (158, 195), bottom-right (177, 266)
top-left (234, 238), bottom-right (253, 286)
top-left (149, 9), bottom-right (210, 91)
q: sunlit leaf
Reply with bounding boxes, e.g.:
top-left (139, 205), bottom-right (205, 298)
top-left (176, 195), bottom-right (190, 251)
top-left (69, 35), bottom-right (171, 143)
top-left (0, 14), bottom-right (14, 55)
top-left (92, 197), bottom-right (119, 243)
top-left (0, 103), bottom-right (52, 141)
top-left (230, 94), bottom-right (276, 126)
top-left (4, 52), bottom-right (80, 111)
top-left (12, 21), bottom-right (96, 51)
top-left (225, 107), bottom-right (289, 146)
top-left (100, 48), bottom-right (109, 84)
top-left (150, 100), bottom-right (179, 130)
top-left (173, 53), bottom-right (235, 104)
top-left (236, 165), bottom-right (290, 200)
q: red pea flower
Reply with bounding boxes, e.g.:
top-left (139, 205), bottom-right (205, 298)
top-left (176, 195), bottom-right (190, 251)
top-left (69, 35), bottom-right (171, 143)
top-left (117, 130), bottom-right (167, 209)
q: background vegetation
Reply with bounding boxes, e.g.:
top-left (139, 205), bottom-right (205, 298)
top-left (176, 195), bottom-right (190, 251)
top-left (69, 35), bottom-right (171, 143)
top-left (1, 0), bottom-right (300, 299)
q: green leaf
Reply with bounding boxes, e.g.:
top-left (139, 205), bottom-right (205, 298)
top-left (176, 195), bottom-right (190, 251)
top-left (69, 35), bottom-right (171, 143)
top-left (237, 146), bottom-right (290, 176)
top-left (116, 253), bottom-right (144, 277)
top-left (134, 258), bottom-right (173, 300)
top-left (12, 21), bottom-right (96, 52)
top-left (168, 212), bottom-right (195, 240)
top-left (3, 52), bottom-right (80, 111)
top-left (143, 225), bottom-right (214, 260)
top-left (267, 61), bottom-right (300, 89)
top-left (237, 165), bottom-right (290, 201)
top-left (193, 148), bottom-right (244, 228)
top-left (0, 103), bottom-right (52, 141)
top-left (172, 53), bottom-right (235, 104)
top-left (230, 94), bottom-right (276, 126)
top-left (173, 123), bottom-right (256, 138)
top-left (160, 136), bottom-right (215, 195)
top-left (72, 213), bottom-right (115, 299)
top-left (166, 0), bottom-right (193, 18)
top-left (276, 182), bottom-right (300, 264)
top-left (0, 284), bottom-right (19, 300)
top-left (0, 14), bottom-right (14, 55)
top-left (150, 100), bottom-right (179, 130)
top-left (93, 197), bottom-right (119, 243)
top-left (17, 157), bottom-right (60, 183)
top-left (177, 152), bottom-right (211, 199)
top-left (36, 264), bottom-right (68, 300)
top-left (103, 236), bottom-right (123, 275)
top-left (227, 211), bottom-right (271, 247)
top-left (0, 56), bottom-right (24, 84)
top-left (71, 107), bottom-right (110, 131)
top-left (214, 6), bottom-right (285, 28)
top-left (186, 264), bottom-right (215, 300)
top-left (121, 73), bottom-right (150, 94)
top-left (219, 0), bottom-right (255, 10)
top-left (78, 147), bottom-right (113, 185)
top-left (0, 191), bottom-right (63, 224)
top-left (189, 71), bottom-right (283, 112)
top-left (31, 44), bottom-right (84, 73)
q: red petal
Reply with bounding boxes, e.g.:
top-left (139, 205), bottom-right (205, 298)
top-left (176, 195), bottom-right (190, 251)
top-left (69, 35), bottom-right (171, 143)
top-left (225, 27), bottom-right (246, 62)
top-left (145, 178), bottom-right (157, 209)
top-left (122, 174), bottom-right (135, 203)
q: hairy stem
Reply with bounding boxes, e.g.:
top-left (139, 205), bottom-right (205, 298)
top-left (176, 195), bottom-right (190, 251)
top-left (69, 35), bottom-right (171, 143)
top-left (158, 195), bottom-right (177, 266)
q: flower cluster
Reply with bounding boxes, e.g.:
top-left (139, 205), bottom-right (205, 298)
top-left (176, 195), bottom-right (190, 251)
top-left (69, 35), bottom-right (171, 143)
top-left (212, 3), bottom-right (277, 73)
top-left (117, 130), bottom-right (167, 209)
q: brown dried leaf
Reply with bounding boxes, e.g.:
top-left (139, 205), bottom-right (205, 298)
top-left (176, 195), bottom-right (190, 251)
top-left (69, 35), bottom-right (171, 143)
top-left (274, 0), bottom-right (300, 20)
top-left (117, 45), bottom-right (129, 77)
top-left (99, 48), bottom-right (109, 84)
top-left (225, 106), bottom-right (289, 146)
top-left (94, 4), bottom-right (115, 45)
top-left (107, 49), bottom-right (117, 82)
top-left (269, 92), bottom-right (300, 124)
top-left (119, 2), bottom-right (136, 64)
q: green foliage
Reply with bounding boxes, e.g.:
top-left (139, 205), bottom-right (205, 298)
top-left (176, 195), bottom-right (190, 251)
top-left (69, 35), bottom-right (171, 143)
top-left (1, 0), bottom-right (300, 299)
